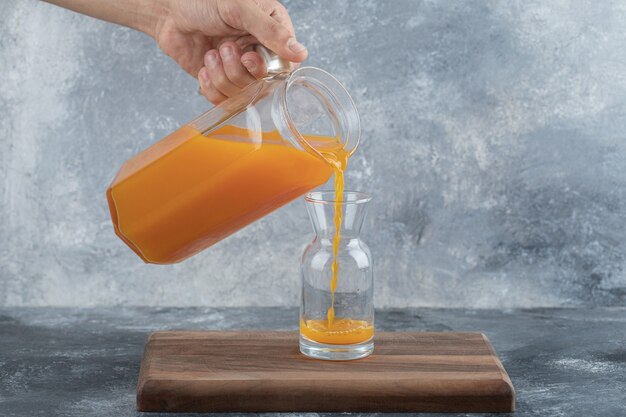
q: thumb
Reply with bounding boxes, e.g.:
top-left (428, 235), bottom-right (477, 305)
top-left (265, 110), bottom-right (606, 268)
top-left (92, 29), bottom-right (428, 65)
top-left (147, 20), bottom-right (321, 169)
top-left (237, 3), bottom-right (307, 62)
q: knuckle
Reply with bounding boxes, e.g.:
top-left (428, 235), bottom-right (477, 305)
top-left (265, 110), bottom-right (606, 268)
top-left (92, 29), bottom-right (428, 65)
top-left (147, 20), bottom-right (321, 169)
top-left (219, 1), bottom-right (243, 27)
top-left (205, 88), bottom-right (222, 103)
top-left (272, 3), bottom-right (289, 20)
top-left (263, 19), bottom-right (282, 35)
top-left (227, 73), bottom-right (245, 86)
top-left (278, 3), bottom-right (289, 14)
top-left (225, 64), bottom-right (247, 81)
top-left (208, 68), bottom-right (228, 88)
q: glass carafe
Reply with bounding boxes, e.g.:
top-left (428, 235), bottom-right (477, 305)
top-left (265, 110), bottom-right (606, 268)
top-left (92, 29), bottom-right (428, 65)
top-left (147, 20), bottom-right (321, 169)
top-left (106, 48), bottom-right (360, 264)
top-left (300, 191), bottom-right (374, 360)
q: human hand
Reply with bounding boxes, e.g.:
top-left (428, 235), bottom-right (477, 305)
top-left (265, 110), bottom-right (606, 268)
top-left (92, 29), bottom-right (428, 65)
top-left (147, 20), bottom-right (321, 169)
top-left (153, 0), bottom-right (307, 104)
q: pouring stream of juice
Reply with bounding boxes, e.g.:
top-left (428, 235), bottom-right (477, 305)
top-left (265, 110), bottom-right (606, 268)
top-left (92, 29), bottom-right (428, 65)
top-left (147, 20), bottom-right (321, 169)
top-left (325, 150), bottom-right (347, 327)
top-left (299, 140), bottom-right (374, 345)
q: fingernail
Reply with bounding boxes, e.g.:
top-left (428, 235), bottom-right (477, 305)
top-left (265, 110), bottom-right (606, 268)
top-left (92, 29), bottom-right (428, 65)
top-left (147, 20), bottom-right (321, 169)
top-left (206, 53), bottom-right (218, 68)
top-left (198, 68), bottom-right (209, 84)
top-left (287, 37), bottom-right (307, 54)
top-left (220, 45), bottom-right (233, 60)
top-left (242, 60), bottom-right (257, 72)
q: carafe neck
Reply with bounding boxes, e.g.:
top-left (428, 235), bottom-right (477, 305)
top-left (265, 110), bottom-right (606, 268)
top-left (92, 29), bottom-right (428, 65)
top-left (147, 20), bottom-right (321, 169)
top-left (305, 191), bottom-right (371, 240)
top-left (271, 67), bottom-right (361, 160)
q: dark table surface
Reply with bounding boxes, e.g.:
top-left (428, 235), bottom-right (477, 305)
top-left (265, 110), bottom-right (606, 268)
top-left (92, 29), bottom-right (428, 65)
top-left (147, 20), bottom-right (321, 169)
top-left (1, 307), bottom-right (625, 417)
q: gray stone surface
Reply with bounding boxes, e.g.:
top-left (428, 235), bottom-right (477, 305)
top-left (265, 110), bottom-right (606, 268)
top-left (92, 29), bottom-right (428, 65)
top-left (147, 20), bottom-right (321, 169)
top-left (1, 307), bottom-right (625, 416)
top-left (1, 1), bottom-right (626, 308)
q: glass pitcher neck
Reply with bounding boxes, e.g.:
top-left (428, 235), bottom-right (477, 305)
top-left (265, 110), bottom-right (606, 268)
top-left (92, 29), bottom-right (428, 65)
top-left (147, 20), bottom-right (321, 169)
top-left (272, 67), bottom-right (361, 159)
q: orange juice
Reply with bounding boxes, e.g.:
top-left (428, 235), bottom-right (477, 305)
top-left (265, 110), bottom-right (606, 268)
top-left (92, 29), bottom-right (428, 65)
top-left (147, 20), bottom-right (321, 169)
top-left (107, 124), bottom-right (332, 264)
top-left (300, 318), bottom-right (373, 345)
top-left (327, 149), bottom-right (348, 327)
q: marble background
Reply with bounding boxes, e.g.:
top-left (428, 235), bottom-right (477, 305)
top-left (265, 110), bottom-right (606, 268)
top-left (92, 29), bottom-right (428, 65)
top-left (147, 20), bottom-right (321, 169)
top-left (1, 0), bottom-right (625, 308)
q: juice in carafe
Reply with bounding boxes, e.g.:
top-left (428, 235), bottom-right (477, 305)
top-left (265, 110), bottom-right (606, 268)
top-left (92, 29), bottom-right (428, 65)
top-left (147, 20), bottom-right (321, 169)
top-left (107, 124), bottom-right (333, 264)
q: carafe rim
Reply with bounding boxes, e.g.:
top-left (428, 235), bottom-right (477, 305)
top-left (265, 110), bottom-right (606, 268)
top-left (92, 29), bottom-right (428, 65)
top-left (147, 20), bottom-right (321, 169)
top-left (305, 190), bottom-right (372, 205)
top-left (273, 66), bottom-right (361, 159)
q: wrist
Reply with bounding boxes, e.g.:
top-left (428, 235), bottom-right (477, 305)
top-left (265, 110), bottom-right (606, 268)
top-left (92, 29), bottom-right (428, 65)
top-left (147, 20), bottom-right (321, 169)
top-left (132, 0), bottom-right (171, 39)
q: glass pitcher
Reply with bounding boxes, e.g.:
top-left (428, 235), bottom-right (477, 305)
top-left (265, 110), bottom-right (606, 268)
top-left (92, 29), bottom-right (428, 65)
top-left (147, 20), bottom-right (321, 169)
top-left (106, 48), bottom-right (360, 264)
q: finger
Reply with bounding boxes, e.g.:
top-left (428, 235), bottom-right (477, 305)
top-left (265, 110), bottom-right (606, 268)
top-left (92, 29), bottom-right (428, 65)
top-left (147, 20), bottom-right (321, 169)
top-left (237, 2), bottom-right (307, 62)
top-left (269, 1), bottom-right (295, 34)
top-left (204, 50), bottom-right (240, 97)
top-left (219, 42), bottom-right (257, 88)
top-left (235, 35), bottom-right (259, 51)
top-left (240, 51), bottom-right (268, 79)
top-left (198, 67), bottom-right (228, 104)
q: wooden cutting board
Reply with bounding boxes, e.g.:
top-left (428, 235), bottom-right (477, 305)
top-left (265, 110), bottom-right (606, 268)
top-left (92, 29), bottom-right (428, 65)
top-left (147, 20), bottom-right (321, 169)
top-left (137, 331), bottom-right (515, 413)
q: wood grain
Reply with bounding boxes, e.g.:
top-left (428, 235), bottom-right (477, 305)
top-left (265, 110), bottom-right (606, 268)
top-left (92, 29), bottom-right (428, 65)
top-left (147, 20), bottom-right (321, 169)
top-left (137, 331), bottom-right (515, 413)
